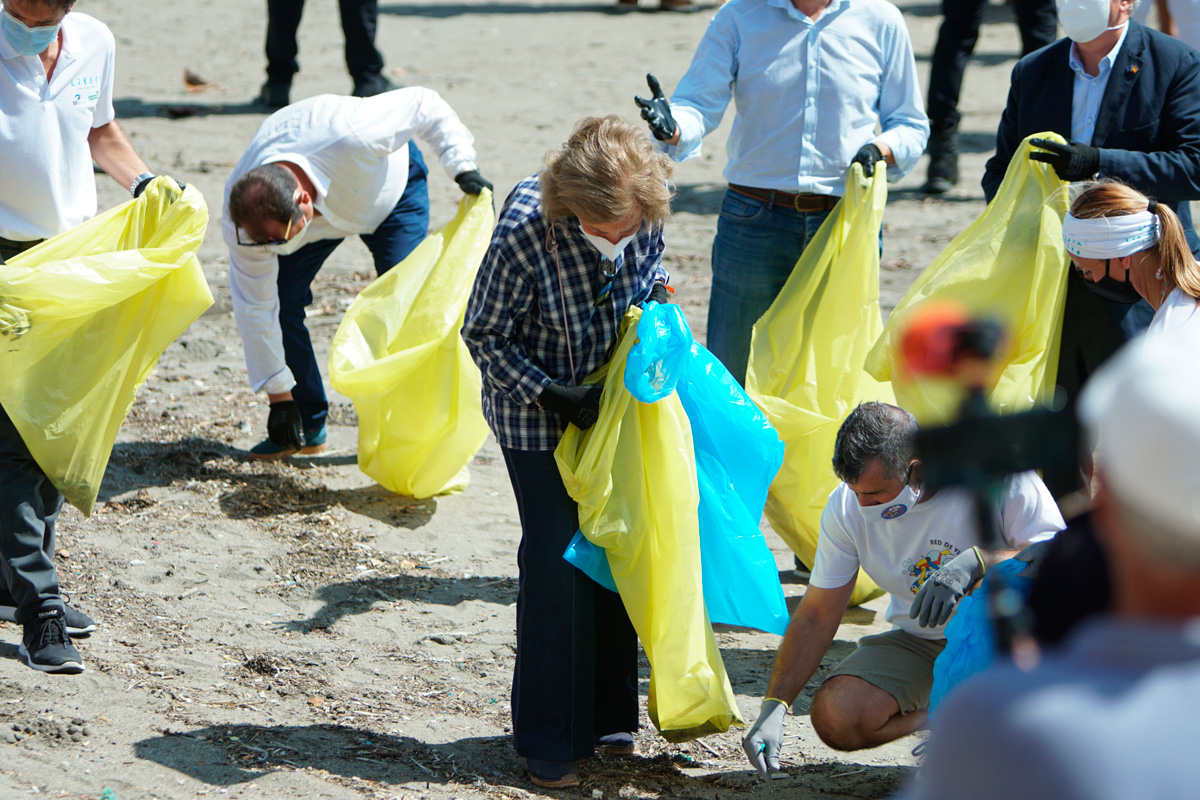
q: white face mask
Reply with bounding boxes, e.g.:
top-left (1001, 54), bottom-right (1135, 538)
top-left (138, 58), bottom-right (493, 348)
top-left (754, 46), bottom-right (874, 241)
top-left (270, 214), bottom-right (312, 255)
top-left (579, 223), bottom-right (637, 264)
top-left (856, 482), bottom-right (922, 524)
top-left (1057, 0), bottom-right (1126, 43)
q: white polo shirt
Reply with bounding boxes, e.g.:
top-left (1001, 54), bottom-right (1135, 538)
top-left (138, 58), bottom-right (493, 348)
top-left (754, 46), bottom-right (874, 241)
top-left (0, 11), bottom-right (115, 241)
top-left (222, 89), bottom-right (479, 396)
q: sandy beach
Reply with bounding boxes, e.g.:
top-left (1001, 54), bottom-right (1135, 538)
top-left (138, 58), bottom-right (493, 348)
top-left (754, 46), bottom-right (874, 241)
top-left (0, 1), bottom-right (1108, 798)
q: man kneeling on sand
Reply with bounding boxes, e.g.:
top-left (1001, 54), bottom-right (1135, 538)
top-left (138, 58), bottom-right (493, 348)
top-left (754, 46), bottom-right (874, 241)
top-left (742, 402), bottom-right (1063, 776)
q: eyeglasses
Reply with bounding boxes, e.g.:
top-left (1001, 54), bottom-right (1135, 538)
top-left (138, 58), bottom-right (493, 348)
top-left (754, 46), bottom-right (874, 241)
top-left (235, 213), bottom-right (298, 247)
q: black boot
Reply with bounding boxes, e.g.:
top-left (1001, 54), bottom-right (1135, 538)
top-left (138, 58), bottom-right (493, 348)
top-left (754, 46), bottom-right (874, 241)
top-left (921, 127), bottom-right (960, 195)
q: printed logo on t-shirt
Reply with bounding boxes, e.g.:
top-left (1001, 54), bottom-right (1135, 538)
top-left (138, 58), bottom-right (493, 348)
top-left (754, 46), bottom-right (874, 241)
top-left (902, 540), bottom-right (963, 594)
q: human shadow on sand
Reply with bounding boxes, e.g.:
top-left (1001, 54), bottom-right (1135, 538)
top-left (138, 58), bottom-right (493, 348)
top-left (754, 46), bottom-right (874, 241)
top-left (102, 438), bottom-right (437, 530)
top-left (114, 97), bottom-right (271, 119)
top-left (133, 722), bottom-right (914, 797)
top-left (277, 572), bottom-right (518, 632)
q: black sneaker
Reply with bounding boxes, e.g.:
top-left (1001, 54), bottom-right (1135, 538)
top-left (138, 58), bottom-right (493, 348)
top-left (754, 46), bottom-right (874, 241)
top-left (19, 608), bottom-right (84, 674)
top-left (0, 593), bottom-right (96, 637)
top-left (258, 81), bottom-right (291, 109)
top-left (352, 73), bottom-right (398, 98)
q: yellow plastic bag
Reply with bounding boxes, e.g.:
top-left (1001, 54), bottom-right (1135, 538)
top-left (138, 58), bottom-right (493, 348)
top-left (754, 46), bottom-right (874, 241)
top-left (556, 308), bottom-right (743, 742)
top-left (329, 191), bottom-right (493, 498)
top-left (0, 179), bottom-right (212, 516)
top-left (864, 133), bottom-right (1070, 424)
top-left (745, 165), bottom-right (893, 608)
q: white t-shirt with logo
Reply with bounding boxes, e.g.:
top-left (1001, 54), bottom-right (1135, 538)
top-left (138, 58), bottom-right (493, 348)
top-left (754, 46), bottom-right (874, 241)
top-left (0, 12), bottom-right (116, 240)
top-left (809, 471), bottom-right (1064, 640)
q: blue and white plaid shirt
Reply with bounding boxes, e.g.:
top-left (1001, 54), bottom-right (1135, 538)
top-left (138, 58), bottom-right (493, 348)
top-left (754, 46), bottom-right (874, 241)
top-left (462, 174), bottom-right (669, 451)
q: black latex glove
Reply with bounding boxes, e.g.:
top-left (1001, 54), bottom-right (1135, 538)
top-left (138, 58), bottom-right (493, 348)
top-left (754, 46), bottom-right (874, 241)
top-left (634, 74), bottom-right (678, 143)
top-left (537, 384), bottom-right (602, 429)
top-left (455, 170), bottom-right (493, 195)
top-left (648, 282), bottom-right (669, 304)
top-left (850, 143), bottom-right (885, 177)
top-left (1029, 138), bottom-right (1100, 182)
top-left (266, 400), bottom-right (304, 450)
top-left (909, 546), bottom-right (986, 628)
top-left (132, 174), bottom-right (187, 199)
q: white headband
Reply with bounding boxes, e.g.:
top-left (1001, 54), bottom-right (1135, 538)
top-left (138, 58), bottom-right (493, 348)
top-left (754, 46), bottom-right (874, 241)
top-left (1062, 210), bottom-right (1160, 259)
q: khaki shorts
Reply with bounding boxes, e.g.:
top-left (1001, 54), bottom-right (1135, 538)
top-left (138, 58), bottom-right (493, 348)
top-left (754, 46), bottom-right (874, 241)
top-left (825, 629), bottom-right (946, 715)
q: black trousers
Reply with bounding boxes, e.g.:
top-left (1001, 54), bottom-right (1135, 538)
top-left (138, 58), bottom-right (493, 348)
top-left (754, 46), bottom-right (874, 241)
top-left (927, 0), bottom-right (1058, 132)
top-left (1048, 272), bottom-right (1154, 497)
top-left (501, 446), bottom-right (639, 761)
top-left (265, 0), bottom-right (384, 85)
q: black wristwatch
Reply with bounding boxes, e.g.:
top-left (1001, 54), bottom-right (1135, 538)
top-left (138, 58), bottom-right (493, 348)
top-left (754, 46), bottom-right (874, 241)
top-left (130, 172), bottom-right (155, 197)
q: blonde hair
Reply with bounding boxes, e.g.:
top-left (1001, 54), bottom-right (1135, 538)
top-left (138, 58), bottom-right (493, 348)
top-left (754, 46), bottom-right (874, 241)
top-left (1070, 180), bottom-right (1200, 298)
top-left (540, 116), bottom-right (673, 227)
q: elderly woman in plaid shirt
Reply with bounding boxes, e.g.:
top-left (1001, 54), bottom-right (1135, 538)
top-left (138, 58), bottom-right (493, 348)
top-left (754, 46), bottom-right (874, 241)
top-left (462, 116), bottom-right (672, 789)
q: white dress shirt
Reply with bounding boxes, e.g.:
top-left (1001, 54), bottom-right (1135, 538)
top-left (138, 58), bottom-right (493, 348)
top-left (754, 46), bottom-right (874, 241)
top-left (662, 0), bottom-right (929, 196)
top-left (222, 89), bottom-right (479, 395)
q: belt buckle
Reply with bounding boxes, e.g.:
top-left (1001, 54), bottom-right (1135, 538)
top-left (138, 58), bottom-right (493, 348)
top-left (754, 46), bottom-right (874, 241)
top-left (792, 193), bottom-right (806, 213)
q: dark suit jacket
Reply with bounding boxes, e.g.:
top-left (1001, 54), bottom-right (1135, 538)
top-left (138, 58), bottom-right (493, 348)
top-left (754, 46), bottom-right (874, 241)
top-left (983, 22), bottom-right (1200, 212)
top-left (981, 23), bottom-right (1200, 480)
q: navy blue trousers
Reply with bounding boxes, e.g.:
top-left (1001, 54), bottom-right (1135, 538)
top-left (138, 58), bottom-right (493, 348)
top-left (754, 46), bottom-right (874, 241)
top-left (501, 446), bottom-right (639, 761)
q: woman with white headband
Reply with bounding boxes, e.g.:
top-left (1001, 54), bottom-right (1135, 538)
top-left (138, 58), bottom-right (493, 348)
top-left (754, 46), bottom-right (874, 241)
top-left (1063, 180), bottom-right (1200, 336)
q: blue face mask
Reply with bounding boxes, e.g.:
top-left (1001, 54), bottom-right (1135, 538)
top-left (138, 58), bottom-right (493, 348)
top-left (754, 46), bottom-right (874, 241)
top-left (3, 9), bottom-right (61, 57)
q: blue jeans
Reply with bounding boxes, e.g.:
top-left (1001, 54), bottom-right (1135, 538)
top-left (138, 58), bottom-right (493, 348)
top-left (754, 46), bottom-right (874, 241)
top-left (707, 189), bottom-right (833, 385)
top-left (277, 141), bottom-right (429, 430)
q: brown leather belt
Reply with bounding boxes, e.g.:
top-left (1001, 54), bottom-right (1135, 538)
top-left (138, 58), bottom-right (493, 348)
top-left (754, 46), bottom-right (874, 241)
top-left (729, 184), bottom-right (839, 212)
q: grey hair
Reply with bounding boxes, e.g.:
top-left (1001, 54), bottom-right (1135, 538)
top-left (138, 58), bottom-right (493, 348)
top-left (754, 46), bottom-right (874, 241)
top-left (832, 402), bottom-right (918, 484)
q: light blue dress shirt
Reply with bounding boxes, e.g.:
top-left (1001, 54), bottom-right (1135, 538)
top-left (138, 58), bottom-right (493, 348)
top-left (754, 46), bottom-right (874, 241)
top-left (662, 0), bottom-right (929, 197)
top-left (1069, 24), bottom-right (1129, 145)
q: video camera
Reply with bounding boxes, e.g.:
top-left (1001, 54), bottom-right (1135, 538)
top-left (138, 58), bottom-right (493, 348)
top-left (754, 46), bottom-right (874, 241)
top-left (898, 303), bottom-right (1081, 657)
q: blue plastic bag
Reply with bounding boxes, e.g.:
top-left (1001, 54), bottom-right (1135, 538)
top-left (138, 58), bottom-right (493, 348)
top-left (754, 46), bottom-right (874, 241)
top-left (566, 327), bottom-right (790, 636)
top-left (929, 558), bottom-right (1034, 713)
top-left (564, 530), bottom-right (617, 592)
top-left (678, 343), bottom-right (790, 635)
top-left (624, 302), bottom-right (693, 403)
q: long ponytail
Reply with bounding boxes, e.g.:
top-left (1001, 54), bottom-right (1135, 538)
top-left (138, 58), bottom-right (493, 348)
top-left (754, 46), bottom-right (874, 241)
top-left (1069, 180), bottom-right (1199, 299)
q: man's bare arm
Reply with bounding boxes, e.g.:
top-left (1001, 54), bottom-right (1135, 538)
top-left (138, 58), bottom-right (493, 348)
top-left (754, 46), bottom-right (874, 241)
top-left (88, 120), bottom-right (150, 192)
top-left (765, 578), bottom-right (858, 705)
